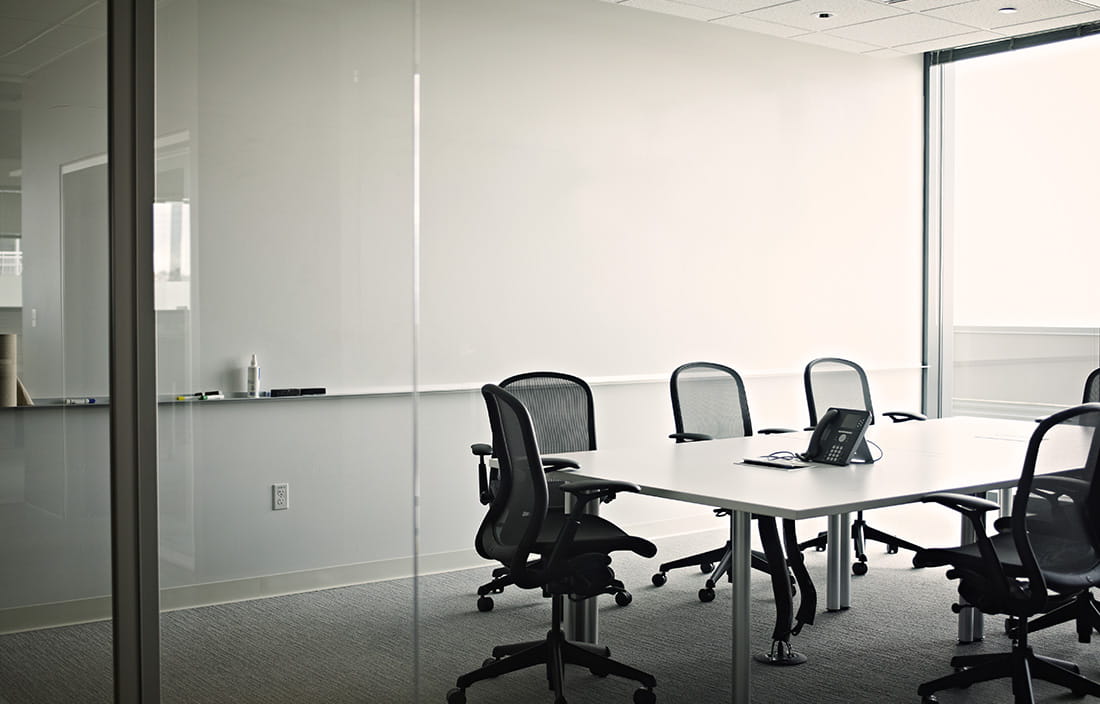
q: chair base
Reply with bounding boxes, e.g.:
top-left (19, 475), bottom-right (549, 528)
top-left (798, 512), bottom-right (923, 575)
top-left (452, 594), bottom-right (656, 703)
top-left (918, 642), bottom-right (1100, 703)
top-left (478, 566), bottom-right (633, 612)
top-left (1008, 590), bottom-right (1100, 643)
top-left (652, 541), bottom-right (772, 595)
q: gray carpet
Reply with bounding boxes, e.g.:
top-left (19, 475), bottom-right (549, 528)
top-left (3, 529), bottom-right (1100, 703)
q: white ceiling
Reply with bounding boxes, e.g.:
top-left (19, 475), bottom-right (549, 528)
top-left (598, 0), bottom-right (1100, 55)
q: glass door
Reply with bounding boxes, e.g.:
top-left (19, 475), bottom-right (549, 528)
top-left (0, 0), bottom-right (115, 700)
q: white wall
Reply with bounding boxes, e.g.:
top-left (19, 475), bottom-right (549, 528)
top-left (1, 0), bottom-right (926, 627)
top-left (419, 0), bottom-right (925, 386)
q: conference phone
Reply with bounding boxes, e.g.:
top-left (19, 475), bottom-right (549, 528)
top-left (800, 407), bottom-right (872, 465)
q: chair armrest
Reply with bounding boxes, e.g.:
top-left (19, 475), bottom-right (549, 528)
top-left (883, 411), bottom-right (927, 423)
top-left (758, 427), bottom-right (797, 434)
top-left (921, 492), bottom-right (999, 513)
top-left (919, 492), bottom-right (1013, 590)
top-left (560, 479), bottom-right (640, 511)
top-left (670, 432), bottom-right (712, 442)
top-left (541, 456), bottom-right (580, 472)
top-left (471, 442), bottom-right (493, 505)
top-left (921, 492), bottom-right (998, 534)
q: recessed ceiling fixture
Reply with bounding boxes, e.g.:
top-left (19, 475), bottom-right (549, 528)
top-left (815, 11), bottom-right (834, 19)
top-left (998, 6), bottom-right (1019, 13)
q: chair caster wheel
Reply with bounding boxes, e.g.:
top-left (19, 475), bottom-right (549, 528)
top-left (477, 596), bottom-right (494, 612)
top-left (446, 687), bottom-right (466, 704)
top-left (615, 590), bottom-right (633, 606)
top-left (651, 572), bottom-right (667, 587)
top-left (634, 687), bottom-right (657, 704)
top-left (887, 543), bottom-right (900, 554)
top-left (852, 561), bottom-right (868, 576)
top-left (921, 696), bottom-right (938, 703)
top-left (699, 588), bottom-right (715, 602)
top-left (700, 562), bottom-right (714, 573)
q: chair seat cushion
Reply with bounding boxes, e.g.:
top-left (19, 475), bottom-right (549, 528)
top-left (916, 530), bottom-right (1100, 593)
top-left (534, 513), bottom-right (658, 560)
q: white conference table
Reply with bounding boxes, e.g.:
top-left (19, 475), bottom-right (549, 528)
top-left (551, 416), bottom-right (1095, 704)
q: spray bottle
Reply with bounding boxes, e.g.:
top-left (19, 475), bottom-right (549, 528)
top-left (247, 354), bottom-right (261, 397)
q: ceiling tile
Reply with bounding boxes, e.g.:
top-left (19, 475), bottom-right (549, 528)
top-left (64, 1), bottom-right (105, 29)
top-left (620, 0), bottom-right (732, 20)
top-left (994, 8), bottom-right (1100, 33)
top-left (871, 0), bottom-right (977, 10)
top-left (0, 0), bottom-right (93, 24)
top-left (710, 13), bottom-right (809, 36)
top-left (892, 28), bottom-right (1001, 51)
top-left (828, 12), bottom-right (979, 44)
top-left (744, 0), bottom-right (909, 31)
top-left (796, 31), bottom-right (884, 50)
top-left (861, 46), bottom-right (908, 56)
top-left (924, 0), bottom-right (1093, 29)
top-left (679, 0), bottom-right (792, 12)
top-left (2, 24), bottom-right (103, 74)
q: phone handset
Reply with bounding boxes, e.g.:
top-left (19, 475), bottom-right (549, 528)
top-left (798, 407), bottom-right (873, 466)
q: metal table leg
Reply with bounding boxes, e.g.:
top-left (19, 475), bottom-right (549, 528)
top-left (730, 509), bottom-right (752, 704)
top-left (563, 491), bottom-right (598, 643)
top-left (826, 512), bottom-right (852, 611)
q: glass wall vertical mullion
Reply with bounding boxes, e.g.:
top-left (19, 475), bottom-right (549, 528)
top-left (107, 0), bottom-right (160, 700)
top-left (923, 58), bottom-right (955, 419)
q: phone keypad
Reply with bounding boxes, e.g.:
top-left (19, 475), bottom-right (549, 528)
top-left (825, 446), bottom-right (843, 462)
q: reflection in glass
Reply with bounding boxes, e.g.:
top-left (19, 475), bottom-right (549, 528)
top-left (0, 0), bottom-right (113, 701)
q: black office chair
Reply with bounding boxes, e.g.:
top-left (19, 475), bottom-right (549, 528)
top-left (913, 403), bottom-right (1100, 704)
top-left (996, 365), bottom-right (1100, 642)
top-left (447, 384), bottom-right (658, 704)
top-left (801, 357), bottom-right (925, 575)
top-left (472, 372), bottom-right (635, 611)
top-left (1085, 368), bottom-right (1100, 404)
top-left (649, 362), bottom-right (815, 662)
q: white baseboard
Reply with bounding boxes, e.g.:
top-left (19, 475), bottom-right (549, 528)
top-left (0, 515), bottom-right (716, 634)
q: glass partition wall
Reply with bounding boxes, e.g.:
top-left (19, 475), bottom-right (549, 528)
top-left (928, 31), bottom-right (1100, 421)
top-left (0, 0), bottom-right (115, 700)
top-left (154, 1), bottom-right (419, 703)
top-left (1, 0), bottom-right (421, 702)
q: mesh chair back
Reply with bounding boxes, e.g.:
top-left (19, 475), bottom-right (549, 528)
top-left (670, 362), bottom-right (752, 441)
top-left (804, 357), bottom-right (875, 427)
top-left (500, 372), bottom-right (596, 453)
top-left (1010, 403), bottom-right (1100, 614)
top-left (1084, 368), bottom-right (1100, 404)
top-left (476, 384), bottom-right (548, 574)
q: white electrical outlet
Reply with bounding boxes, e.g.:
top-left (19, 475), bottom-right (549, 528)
top-left (272, 483), bottom-right (289, 510)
